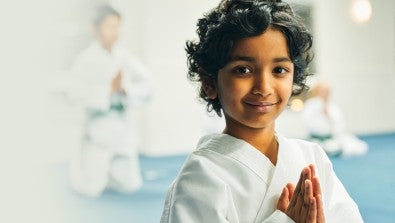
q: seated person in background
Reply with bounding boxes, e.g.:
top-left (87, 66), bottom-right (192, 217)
top-left (301, 82), bottom-right (368, 157)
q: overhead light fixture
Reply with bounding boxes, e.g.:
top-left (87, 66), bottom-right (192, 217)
top-left (350, 0), bottom-right (372, 23)
top-left (289, 98), bottom-right (304, 112)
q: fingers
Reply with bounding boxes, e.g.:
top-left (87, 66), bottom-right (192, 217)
top-left (285, 165), bottom-right (325, 223)
top-left (309, 164), bottom-right (316, 178)
top-left (286, 183), bottom-right (295, 201)
top-left (277, 186), bottom-right (289, 212)
top-left (317, 194), bottom-right (326, 223)
top-left (289, 167), bottom-right (308, 208)
top-left (309, 164), bottom-right (322, 197)
top-left (312, 175), bottom-right (322, 198)
top-left (304, 180), bottom-right (314, 206)
top-left (300, 179), bottom-right (314, 221)
top-left (296, 168), bottom-right (311, 213)
top-left (310, 165), bottom-right (326, 223)
top-left (286, 168), bottom-right (313, 220)
top-left (277, 183), bottom-right (295, 213)
top-left (305, 166), bottom-right (312, 181)
top-left (307, 197), bottom-right (317, 223)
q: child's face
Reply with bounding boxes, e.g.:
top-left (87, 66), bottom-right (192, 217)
top-left (95, 15), bottom-right (121, 48)
top-left (210, 28), bottom-right (294, 131)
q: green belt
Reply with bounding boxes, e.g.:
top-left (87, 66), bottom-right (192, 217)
top-left (310, 134), bottom-right (333, 141)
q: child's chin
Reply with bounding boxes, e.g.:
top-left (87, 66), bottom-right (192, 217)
top-left (243, 120), bottom-right (275, 130)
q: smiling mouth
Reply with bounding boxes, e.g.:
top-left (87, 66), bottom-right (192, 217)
top-left (244, 100), bottom-right (280, 112)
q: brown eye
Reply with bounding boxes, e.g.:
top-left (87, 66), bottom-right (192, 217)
top-left (234, 66), bottom-right (252, 74)
top-left (273, 66), bottom-right (288, 74)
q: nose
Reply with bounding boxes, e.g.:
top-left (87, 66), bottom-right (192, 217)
top-left (252, 70), bottom-right (273, 97)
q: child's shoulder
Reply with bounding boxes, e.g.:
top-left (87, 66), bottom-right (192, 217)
top-left (171, 134), bottom-right (237, 189)
top-left (187, 133), bottom-right (245, 166)
top-left (196, 133), bottom-right (244, 152)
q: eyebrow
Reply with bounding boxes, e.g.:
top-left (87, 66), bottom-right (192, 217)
top-left (228, 55), bottom-right (292, 63)
top-left (228, 56), bottom-right (256, 63)
top-left (273, 57), bottom-right (292, 63)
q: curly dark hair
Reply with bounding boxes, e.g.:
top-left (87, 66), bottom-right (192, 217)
top-left (186, 0), bottom-right (313, 117)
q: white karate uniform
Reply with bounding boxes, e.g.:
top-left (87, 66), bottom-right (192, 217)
top-left (69, 41), bottom-right (151, 197)
top-left (161, 133), bottom-right (363, 223)
top-left (302, 97), bottom-right (368, 156)
top-left (70, 41), bottom-right (152, 110)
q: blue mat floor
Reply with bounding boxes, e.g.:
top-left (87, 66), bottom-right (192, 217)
top-left (330, 133), bottom-right (395, 223)
top-left (49, 133), bottom-right (395, 223)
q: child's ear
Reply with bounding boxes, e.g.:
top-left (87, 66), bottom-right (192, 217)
top-left (202, 81), bottom-right (217, 100)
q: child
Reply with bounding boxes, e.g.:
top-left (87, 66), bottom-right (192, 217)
top-left (302, 81), bottom-right (368, 157)
top-left (161, 0), bottom-right (363, 222)
top-left (69, 5), bottom-right (151, 197)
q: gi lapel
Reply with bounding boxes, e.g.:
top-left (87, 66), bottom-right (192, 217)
top-left (254, 134), bottom-right (306, 222)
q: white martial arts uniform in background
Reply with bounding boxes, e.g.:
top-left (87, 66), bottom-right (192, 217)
top-left (161, 133), bottom-right (363, 223)
top-left (69, 41), bottom-right (152, 197)
top-left (302, 96), bottom-right (368, 157)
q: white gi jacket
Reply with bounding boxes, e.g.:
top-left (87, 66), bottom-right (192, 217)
top-left (69, 41), bottom-right (151, 197)
top-left (161, 133), bottom-right (363, 222)
top-left (302, 97), bottom-right (368, 156)
top-left (71, 40), bottom-right (152, 111)
top-left (302, 97), bottom-right (345, 137)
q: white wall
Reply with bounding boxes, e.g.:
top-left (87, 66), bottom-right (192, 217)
top-left (313, 0), bottom-right (395, 134)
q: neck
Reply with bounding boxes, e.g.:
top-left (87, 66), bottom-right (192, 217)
top-left (100, 42), bottom-right (113, 53)
top-left (223, 120), bottom-right (278, 165)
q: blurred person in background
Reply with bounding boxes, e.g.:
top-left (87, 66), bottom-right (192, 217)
top-left (69, 5), bottom-right (152, 197)
top-left (301, 81), bottom-right (368, 157)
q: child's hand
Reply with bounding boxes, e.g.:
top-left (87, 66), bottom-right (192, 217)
top-left (111, 71), bottom-right (125, 94)
top-left (277, 183), bottom-right (294, 212)
top-left (277, 165), bottom-right (325, 223)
